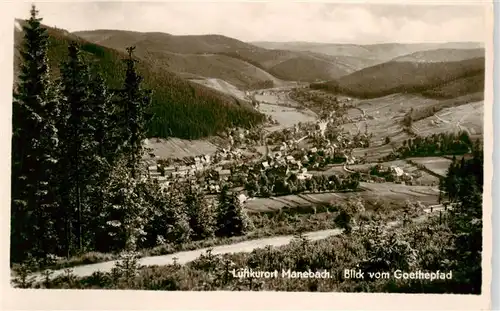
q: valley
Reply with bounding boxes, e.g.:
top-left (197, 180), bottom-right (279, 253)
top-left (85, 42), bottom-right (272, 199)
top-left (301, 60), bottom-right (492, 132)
top-left (10, 6), bottom-right (485, 294)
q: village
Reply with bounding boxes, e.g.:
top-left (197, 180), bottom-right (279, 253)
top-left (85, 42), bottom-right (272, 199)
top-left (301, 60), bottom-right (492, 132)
top-left (141, 87), bottom-right (424, 206)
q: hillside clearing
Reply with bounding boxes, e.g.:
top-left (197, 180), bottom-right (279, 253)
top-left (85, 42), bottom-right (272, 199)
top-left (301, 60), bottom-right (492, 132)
top-left (408, 157), bottom-right (453, 177)
top-left (411, 101), bottom-right (483, 137)
top-left (258, 103), bottom-right (317, 131)
top-left (145, 137), bottom-right (219, 159)
top-left (342, 94), bottom-right (439, 144)
top-left (190, 78), bottom-right (248, 101)
top-left (245, 182), bottom-right (439, 213)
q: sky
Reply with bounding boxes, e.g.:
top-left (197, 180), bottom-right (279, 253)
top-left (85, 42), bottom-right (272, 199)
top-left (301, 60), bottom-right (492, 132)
top-left (12, 1), bottom-right (488, 44)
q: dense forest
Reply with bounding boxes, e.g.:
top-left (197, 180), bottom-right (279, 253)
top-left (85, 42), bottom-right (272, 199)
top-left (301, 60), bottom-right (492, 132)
top-left (14, 16), bottom-right (265, 140)
top-left (11, 6), bottom-right (254, 267)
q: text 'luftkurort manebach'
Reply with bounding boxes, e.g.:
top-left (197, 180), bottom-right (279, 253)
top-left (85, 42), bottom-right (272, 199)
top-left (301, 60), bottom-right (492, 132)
top-left (231, 268), bottom-right (454, 281)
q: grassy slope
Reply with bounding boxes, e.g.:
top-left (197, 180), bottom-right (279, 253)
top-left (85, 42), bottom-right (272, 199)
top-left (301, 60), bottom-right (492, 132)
top-left (310, 57), bottom-right (485, 100)
top-left (252, 41), bottom-right (483, 61)
top-left (390, 48), bottom-right (485, 63)
top-left (14, 21), bottom-right (265, 139)
top-left (72, 30), bottom-right (378, 84)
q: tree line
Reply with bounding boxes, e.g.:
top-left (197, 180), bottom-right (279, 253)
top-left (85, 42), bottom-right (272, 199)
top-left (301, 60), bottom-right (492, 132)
top-left (244, 169), bottom-right (360, 197)
top-left (383, 131), bottom-right (475, 161)
top-left (11, 6), bottom-right (251, 266)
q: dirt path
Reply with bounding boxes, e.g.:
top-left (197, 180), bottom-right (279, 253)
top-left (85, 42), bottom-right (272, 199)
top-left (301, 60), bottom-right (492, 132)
top-left (23, 205), bottom-right (447, 284)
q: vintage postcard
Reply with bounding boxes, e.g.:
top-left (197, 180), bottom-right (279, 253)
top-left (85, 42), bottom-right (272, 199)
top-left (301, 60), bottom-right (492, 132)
top-left (1, 0), bottom-right (493, 310)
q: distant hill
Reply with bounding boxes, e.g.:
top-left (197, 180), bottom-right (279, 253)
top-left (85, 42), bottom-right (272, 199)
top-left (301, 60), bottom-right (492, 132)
top-left (72, 30), bottom-right (380, 84)
top-left (310, 57), bottom-right (485, 100)
top-left (390, 48), bottom-right (485, 63)
top-left (251, 41), bottom-right (484, 62)
top-left (14, 20), bottom-right (265, 140)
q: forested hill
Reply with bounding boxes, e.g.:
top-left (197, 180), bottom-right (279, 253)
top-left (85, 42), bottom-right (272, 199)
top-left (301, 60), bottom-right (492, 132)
top-left (13, 19), bottom-right (265, 140)
top-left (310, 57), bottom-right (485, 100)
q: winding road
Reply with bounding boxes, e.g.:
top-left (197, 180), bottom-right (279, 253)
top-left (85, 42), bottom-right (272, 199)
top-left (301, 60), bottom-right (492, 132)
top-left (23, 204), bottom-right (447, 284)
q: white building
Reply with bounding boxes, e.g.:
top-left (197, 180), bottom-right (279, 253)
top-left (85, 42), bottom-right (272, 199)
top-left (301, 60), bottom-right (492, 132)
top-left (238, 193), bottom-right (248, 204)
top-left (390, 166), bottom-right (404, 177)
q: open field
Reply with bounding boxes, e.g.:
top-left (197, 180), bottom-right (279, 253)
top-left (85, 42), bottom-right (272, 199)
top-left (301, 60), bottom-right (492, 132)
top-left (145, 137), bottom-right (219, 159)
top-left (255, 93), bottom-right (300, 108)
top-left (408, 156), bottom-right (453, 177)
top-left (258, 102), bottom-right (317, 131)
top-left (342, 94), bottom-right (440, 142)
top-left (190, 78), bottom-right (249, 101)
top-left (412, 100), bottom-right (484, 137)
top-left (245, 182), bottom-right (439, 213)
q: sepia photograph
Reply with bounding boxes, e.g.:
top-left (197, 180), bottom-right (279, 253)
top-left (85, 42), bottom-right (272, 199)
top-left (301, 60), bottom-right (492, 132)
top-left (2, 0), bottom-right (494, 309)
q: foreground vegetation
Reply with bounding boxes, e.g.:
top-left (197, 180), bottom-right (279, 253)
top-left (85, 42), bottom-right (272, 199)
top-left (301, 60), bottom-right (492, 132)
top-left (13, 144), bottom-right (482, 293)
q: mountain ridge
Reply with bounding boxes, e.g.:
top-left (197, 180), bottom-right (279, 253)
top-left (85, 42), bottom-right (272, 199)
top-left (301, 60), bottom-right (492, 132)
top-left (310, 57), bottom-right (485, 100)
top-left (13, 19), bottom-right (266, 140)
top-left (72, 29), bottom-right (384, 84)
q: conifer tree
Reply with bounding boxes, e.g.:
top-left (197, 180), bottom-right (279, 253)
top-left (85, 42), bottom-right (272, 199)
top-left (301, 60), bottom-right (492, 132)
top-left (99, 158), bottom-right (149, 252)
top-left (184, 186), bottom-right (215, 240)
top-left (85, 72), bottom-right (118, 250)
top-left (118, 46), bottom-right (153, 178)
top-left (215, 185), bottom-right (252, 237)
top-left (138, 182), bottom-right (191, 248)
top-left (57, 42), bottom-right (96, 254)
top-left (11, 5), bottom-right (60, 262)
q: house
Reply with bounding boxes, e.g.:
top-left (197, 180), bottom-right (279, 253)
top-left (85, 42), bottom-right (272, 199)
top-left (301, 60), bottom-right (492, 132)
top-left (297, 173), bottom-right (313, 180)
top-left (286, 155), bottom-right (295, 163)
top-left (310, 147), bottom-right (318, 153)
top-left (172, 171), bottom-right (188, 178)
top-left (203, 154), bottom-right (211, 163)
top-left (238, 193), bottom-right (248, 204)
top-left (346, 155), bottom-right (356, 165)
top-left (164, 166), bottom-right (175, 172)
top-left (209, 184), bottom-right (221, 193)
top-left (261, 161), bottom-right (270, 170)
top-left (219, 169), bottom-right (231, 176)
top-left (390, 166), bottom-right (404, 177)
top-left (290, 161), bottom-right (302, 171)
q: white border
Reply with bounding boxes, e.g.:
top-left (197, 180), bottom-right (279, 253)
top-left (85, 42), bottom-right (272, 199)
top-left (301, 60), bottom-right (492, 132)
top-left (0, 1), bottom-right (494, 310)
